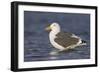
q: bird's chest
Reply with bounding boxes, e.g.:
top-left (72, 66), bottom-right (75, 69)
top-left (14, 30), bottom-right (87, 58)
top-left (49, 33), bottom-right (56, 45)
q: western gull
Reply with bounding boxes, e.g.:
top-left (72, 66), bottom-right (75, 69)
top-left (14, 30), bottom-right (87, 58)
top-left (45, 23), bottom-right (86, 54)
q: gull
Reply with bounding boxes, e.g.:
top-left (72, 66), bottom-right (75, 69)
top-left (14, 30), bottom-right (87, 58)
top-left (45, 23), bottom-right (86, 54)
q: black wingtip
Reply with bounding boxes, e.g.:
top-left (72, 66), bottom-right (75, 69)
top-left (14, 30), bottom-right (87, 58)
top-left (82, 40), bottom-right (87, 43)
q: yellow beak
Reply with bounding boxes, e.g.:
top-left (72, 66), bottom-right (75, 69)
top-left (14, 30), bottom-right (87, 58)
top-left (45, 25), bottom-right (51, 31)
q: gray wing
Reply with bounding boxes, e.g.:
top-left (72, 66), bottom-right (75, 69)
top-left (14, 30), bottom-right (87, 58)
top-left (56, 32), bottom-right (73, 38)
top-left (54, 32), bottom-right (79, 48)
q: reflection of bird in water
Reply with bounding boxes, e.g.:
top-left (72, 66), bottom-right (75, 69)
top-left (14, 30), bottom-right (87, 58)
top-left (45, 22), bottom-right (86, 55)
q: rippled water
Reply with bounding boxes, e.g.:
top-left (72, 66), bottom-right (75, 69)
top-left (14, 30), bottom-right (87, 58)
top-left (24, 34), bottom-right (90, 62)
top-left (24, 11), bottom-right (90, 62)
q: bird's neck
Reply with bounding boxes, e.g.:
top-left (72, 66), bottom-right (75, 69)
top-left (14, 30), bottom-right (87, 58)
top-left (50, 28), bottom-right (60, 35)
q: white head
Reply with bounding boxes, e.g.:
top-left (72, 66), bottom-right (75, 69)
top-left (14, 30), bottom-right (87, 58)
top-left (45, 22), bottom-right (60, 33)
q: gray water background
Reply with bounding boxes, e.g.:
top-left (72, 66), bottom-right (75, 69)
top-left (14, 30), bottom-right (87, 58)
top-left (24, 11), bottom-right (90, 62)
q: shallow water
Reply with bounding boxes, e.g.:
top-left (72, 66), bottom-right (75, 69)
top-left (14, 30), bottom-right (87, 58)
top-left (24, 11), bottom-right (90, 62)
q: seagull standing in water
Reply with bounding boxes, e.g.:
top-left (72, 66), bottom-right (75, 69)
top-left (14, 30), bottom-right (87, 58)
top-left (45, 23), bottom-right (86, 54)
